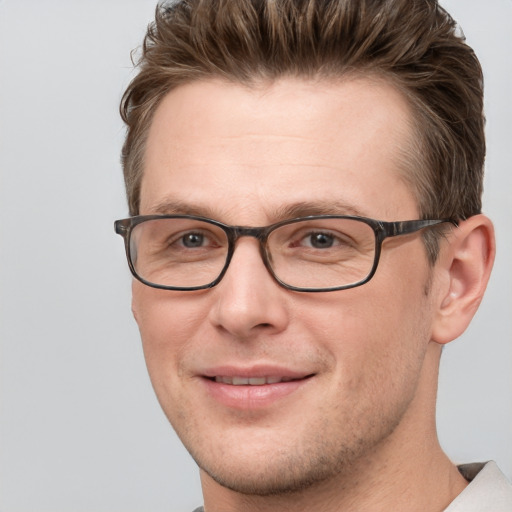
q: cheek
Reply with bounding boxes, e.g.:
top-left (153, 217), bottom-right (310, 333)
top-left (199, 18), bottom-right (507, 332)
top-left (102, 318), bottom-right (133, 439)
top-left (131, 283), bottom-right (206, 384)
top-left (361, 279), bottom-right (431, 390)
top-left (297, 257), bottom-right (432, 394)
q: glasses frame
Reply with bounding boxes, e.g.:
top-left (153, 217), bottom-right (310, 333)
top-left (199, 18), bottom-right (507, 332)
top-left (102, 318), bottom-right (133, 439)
top-left (115, 214), bottom-right (457, 293)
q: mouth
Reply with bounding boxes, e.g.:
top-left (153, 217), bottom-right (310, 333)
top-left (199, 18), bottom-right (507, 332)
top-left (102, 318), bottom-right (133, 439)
top-left (201, 371), bottom-right (315, 409)
top-left (211, 375), bottom-right (309, 385)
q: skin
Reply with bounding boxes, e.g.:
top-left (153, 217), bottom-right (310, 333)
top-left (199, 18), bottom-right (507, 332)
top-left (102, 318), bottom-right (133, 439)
top-left (132, 77), bottom-right (495, 511)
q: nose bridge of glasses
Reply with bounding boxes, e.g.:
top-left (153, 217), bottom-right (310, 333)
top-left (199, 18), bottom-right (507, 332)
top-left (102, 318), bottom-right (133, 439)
top-left (231, 226), bottom-right (268, 243)
top-left (228, 226), bottom-right (272, 271)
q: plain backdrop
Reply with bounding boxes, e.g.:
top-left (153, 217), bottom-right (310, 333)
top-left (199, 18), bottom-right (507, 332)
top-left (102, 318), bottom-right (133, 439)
top-left (0, 1), bottom-right (510, 511)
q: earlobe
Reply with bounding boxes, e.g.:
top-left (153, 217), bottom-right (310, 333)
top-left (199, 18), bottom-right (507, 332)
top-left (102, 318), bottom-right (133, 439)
top-left (431, 214), bottom-right (495, 345)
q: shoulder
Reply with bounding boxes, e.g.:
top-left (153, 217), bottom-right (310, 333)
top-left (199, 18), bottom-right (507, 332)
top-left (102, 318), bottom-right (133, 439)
top-left (444, 461), bottom-right (512, 512)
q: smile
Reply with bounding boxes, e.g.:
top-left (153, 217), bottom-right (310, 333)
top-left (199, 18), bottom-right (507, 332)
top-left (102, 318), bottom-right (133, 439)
top-left (213, 376), bottom-right (300, 385)
top-left (203, 372), bottom-right (315, 409)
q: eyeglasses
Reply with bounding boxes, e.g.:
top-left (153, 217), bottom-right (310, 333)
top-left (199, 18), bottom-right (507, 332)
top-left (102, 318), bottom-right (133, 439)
top-left (114, 215), bottom-right (456, 292)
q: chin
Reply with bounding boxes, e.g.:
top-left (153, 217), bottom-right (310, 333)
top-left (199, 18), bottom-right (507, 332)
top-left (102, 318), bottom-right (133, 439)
top-left (186, 425), bottom-right (374, 498)
top-left (198, 453), bottom-right (345, 497)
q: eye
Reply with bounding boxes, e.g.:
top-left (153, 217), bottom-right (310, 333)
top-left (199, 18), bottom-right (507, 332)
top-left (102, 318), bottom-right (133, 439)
top-left (306, 232), bottom-right (335, 249)
top-left (170, 228), bottom-right (225, 252)
top-left (298, 230), bottom-right (348, 250)
top-left (181, 232), bottom-right (206, 248)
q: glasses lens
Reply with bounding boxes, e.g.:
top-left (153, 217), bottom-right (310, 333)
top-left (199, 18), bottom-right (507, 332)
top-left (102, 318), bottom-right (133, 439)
top-left (267, 218), bottom-right (376, 289)
top-left (129, 218), bottom-right (229, 288)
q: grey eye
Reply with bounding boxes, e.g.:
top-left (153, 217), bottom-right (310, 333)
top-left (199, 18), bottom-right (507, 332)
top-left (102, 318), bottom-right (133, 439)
top-left (309, 232), bottom-right (334, 249)
top-left (182, 233), bottom-right (205, 247)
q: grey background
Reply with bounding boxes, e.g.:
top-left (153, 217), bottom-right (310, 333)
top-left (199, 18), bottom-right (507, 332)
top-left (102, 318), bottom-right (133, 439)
top-left (0, 1), bottom-right (510, 511)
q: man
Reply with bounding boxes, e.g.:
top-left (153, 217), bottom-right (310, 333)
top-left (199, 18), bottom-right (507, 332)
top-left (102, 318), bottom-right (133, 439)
top-left (115, 0), bottom-right (512, 510)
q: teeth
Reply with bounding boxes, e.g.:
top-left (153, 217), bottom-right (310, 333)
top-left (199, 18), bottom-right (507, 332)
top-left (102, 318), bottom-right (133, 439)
top-left (214, 376), bottom-right (295, 386)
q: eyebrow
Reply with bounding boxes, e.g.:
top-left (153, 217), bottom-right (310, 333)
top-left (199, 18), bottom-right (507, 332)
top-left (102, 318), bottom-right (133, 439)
top-left (149, 199), bottom-right (220, 218)
top-left (147, 198), bottom-right (367, 223)
top-left (272, 201), bottom-right (366, 220)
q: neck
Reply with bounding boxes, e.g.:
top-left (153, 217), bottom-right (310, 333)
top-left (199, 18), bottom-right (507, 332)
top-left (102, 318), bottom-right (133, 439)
top-left (200, 342), bottom-right (468, 512)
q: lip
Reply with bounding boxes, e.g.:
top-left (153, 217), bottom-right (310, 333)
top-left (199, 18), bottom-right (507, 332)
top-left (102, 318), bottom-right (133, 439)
top-left (199, 365), bottom-right (315, 410)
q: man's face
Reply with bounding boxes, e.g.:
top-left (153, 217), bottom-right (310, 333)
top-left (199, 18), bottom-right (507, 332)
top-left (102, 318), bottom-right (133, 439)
top-left (133, 77), bottom-right (438, 495)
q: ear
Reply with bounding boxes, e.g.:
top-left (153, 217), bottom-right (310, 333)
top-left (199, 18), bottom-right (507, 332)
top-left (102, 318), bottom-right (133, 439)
top-left (431, 214), bottom-right (495, 345)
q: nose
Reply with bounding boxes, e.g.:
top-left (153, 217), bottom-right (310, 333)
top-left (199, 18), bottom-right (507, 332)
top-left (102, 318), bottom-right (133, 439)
top-left (208, 238), bottom-right (290, 339)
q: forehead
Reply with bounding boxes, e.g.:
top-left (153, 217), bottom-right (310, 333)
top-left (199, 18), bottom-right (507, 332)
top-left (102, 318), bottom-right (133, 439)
top-left (141, 77), bottom-right (418, 222)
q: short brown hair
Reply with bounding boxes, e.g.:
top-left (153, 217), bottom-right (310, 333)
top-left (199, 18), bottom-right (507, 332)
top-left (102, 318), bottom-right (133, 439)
top-left (120, 0), bottom-right (485, 260)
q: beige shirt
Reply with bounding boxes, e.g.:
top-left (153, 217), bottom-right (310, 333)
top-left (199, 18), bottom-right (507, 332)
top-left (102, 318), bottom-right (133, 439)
top-left (444, 461), bottom-right (512, 511)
